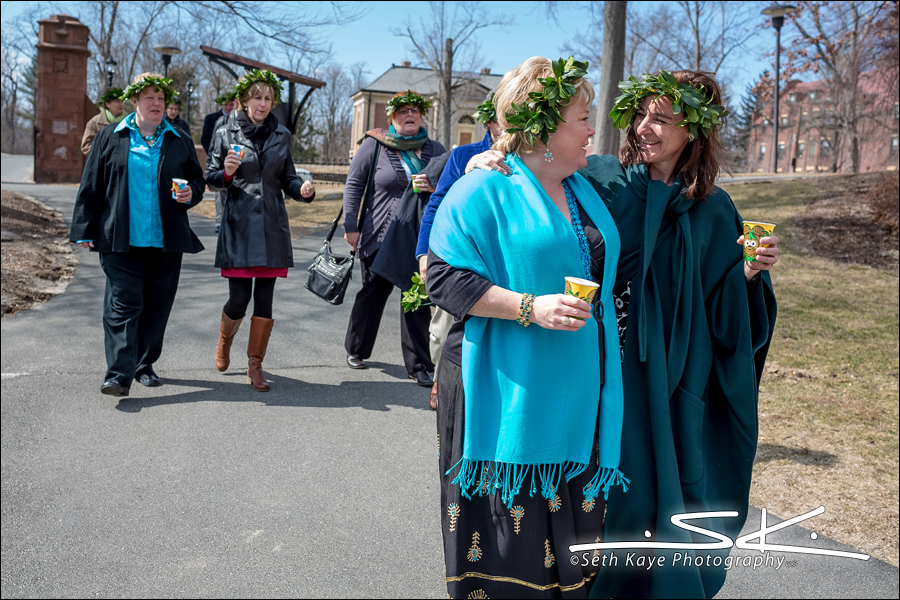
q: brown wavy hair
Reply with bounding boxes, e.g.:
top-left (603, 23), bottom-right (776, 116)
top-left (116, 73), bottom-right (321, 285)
top-left (619, 70), bottom-right (729, 201)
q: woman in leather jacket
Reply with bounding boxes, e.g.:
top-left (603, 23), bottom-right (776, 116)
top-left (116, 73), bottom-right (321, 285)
top-left (206, 69), bottom-right (315, 391)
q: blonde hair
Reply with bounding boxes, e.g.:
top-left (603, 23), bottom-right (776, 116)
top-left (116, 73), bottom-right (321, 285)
top-left (492, 57), bottom-right (595, 156)
top-left (237, 82), bottom-right (278, 110)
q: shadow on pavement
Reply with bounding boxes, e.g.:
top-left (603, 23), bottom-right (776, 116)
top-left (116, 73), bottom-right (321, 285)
top-left (114, 372), bottom-right (433, 413)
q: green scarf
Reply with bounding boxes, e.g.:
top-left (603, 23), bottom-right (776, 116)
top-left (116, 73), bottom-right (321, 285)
top-left (360, 126), bottom-right (428, 173)
top-left (105, 109), bottom-right (126, 124)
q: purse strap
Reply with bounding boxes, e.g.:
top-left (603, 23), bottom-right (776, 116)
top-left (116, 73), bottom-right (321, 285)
top-left (325, 142), bottom-right (379, 251)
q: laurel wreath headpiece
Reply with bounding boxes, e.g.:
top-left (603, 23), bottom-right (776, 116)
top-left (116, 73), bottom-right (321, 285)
top-left (98, 88), bottom-right (124, 106)
top-left (386, 90), bottom-right (432, 116)
top-left (214, 91), bottom-right (237, 105)
top-left (504, 56), bottom-right (589, 146)
top-left (474, 93), bottom-right (496, 124)
top-left (121, 76), bottom-right (177, 105)
top-left (233, 69), bottom-right (283, 105)
top-left (609, 70), bottom-right (729, 138)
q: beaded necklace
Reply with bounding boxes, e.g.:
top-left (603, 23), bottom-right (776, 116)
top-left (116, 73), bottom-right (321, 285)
top-left (140, 124), bottom-right (163, 147)
top-left (562, 180), bottom-right (592, 282)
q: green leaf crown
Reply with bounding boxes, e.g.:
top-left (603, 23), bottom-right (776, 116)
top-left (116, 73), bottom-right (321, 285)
top-left (504, 56), bottom-right (589, 146)
top-left (98, 88), bottom-right (124, 106)
top-left (121, 77), bottom-right (177, 105)
top-left (609, 70), bottom-right (729, 138)
top-left (232, 69), bottom-right (284, 105)
top-left (473, 93), bottom-right (496, 124)
top-left (386, 90), bottom-right (432, 116)
top-left (214, 91), bottom-right (238, 105)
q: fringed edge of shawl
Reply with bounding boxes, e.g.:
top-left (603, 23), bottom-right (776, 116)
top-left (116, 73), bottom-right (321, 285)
top-left (446, 457), bottom-right (630, 508)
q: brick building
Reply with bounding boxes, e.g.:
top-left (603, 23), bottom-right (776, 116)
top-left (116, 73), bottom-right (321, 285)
top-left (350, 62), bottom-right (502, 156)
top-left (747, 77), bottom-right (899, 174)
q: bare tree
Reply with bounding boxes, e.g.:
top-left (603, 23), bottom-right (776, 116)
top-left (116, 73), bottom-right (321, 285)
top-left (393, 0), bottom-right (511, 147)
top-left (596, 1), bottom-right (627, 156)
top-left (779, 1), bottom-right (894, 173)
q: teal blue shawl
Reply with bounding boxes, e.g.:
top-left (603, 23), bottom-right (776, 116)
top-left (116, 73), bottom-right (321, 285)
top-left (429, 154), bottom-right (627, 507)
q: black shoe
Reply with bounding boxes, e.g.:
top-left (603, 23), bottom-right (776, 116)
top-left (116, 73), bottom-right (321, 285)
top-left (410, 371), bottom-right (434, 387)
top-left (100, 380), bottom-right (130, 397)
top-left (136, 371), bottom-right (161, 387)
top-left (346, 355), bottom-right (367, 369)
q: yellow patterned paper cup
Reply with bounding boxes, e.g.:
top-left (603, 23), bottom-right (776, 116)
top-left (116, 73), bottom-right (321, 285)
top-left (564, 277), bottom-right (599, 319)
top-left (742, 221), bottom-right (776, 261)
top-left (171, 178), bottom-right (188, 200)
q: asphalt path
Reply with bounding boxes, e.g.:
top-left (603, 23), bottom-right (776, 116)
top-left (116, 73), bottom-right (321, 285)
top-left (2, 154), bottom-right (897, 598)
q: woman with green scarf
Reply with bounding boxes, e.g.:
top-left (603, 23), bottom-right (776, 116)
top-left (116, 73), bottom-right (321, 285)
top-left (342, 90), bottom-right (446, 386)
top-left (467, 70), bottom-right (779, 599)
top-left (81, 87), bottom-right (129, 155)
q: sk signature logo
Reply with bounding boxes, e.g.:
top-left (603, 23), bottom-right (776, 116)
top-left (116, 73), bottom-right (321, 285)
top-left (569, 506), bottom-right (870, 560)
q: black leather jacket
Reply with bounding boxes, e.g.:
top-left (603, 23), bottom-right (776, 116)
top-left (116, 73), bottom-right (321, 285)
top-left (206, 119), bottom-right (313, 269)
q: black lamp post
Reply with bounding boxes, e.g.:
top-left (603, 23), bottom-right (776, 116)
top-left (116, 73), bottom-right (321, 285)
top-left (152, 45), bottom-right (182, 77)
top-left (105, 57), bottom-right (117, 87)
top-left (185, 80), bottom-right (194, 131)
top-left (761, 2), bottom-right (797, 173)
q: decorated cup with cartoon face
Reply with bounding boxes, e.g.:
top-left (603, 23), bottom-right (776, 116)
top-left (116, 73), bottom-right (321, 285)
top-left (564, 277), bottom-right (599, 320)
top-left (171, 178), bottom-right (188, 200)
top-left (742, 221), bottom-right (776, 261)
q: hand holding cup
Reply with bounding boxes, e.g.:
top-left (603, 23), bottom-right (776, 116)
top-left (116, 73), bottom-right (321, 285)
top-left (224, 146), bottom-right (242, 177)
top-left (171, 179), bottom-right (191, 204)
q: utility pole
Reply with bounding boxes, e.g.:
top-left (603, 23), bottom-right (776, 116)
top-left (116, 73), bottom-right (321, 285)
top-left (594, 1), bottom-right (627, 157)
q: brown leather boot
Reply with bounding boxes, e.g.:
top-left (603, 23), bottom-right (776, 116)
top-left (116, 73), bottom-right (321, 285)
top-left (214, 311), bottom-right (243, 372)
top-left (247, 316), bottom-right (274, 392)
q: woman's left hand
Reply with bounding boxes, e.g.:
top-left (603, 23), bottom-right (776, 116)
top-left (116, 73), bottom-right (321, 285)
top-left (301, 180), bottom-right (315, 199)
top-left (175, 185), bottom-right (192, 204)
top-left (413, 173), bottom-right (434, 193)
top-left (738, 235), bottom-right (779, 281)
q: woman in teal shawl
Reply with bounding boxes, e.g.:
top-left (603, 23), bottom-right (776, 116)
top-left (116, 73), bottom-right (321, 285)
top-left (466, 70), bottom-right (779, 599)
top-left (427, 57), bottom-right (628, 598)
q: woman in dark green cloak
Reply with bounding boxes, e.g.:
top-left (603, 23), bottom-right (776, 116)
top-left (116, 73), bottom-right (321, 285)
top-left (466, 70), bottom-right (779, 599)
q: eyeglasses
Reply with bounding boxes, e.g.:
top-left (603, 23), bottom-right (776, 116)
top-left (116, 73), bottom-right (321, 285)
top-left (397, 107), bottom-right (420, 116)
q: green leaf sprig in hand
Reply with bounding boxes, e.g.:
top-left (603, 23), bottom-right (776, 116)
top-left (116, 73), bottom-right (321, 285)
top-left (401, 272), bottom-right (430, 313)
top-left (504, 56), bottom-right (589, 146)
top-left (609, 70), bottom-right (729, 139)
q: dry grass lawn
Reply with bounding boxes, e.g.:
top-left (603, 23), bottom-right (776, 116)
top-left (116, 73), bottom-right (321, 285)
top-left (722, 176), bottom-right (899, 566)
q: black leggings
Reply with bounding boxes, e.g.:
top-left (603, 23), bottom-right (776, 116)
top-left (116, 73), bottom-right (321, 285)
top-left (223, 277), bottom-right (276, 320)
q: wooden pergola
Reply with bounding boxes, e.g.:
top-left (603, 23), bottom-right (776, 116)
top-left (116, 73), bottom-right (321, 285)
top-left (201, 45), bottom-right (325, 134)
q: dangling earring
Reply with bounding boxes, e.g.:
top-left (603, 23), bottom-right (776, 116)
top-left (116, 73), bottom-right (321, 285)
top-left (544, 141), bottom-right (553, 162)
top-left (688, 133), bottom-right (695, 142)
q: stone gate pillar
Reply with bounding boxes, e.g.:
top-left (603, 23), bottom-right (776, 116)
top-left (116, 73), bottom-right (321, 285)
top-left (34, 14), bottom-right (91, 183)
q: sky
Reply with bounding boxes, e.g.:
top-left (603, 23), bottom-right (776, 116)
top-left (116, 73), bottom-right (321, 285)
top-left (1, 1), bottom-right (779, 105)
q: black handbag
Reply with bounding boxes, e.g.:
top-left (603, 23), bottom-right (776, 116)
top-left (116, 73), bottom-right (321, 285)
top-left (304, 143), bottom-right (376, 305)
top-left (304, 208), bottom-right (355, 305)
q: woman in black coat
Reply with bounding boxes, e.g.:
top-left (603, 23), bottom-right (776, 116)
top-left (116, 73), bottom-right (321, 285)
top-left (206, 70), bottom-right (315, 392)
top-left (342, 90), bottom-right (446, 386)
top-left (70, 73), bottom-right (205, 397)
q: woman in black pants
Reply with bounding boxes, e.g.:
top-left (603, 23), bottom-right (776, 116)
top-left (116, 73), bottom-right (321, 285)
top-left (342, 90), bottom-right (446, 386)
top-left (206, 69), bottom-right (315, 391)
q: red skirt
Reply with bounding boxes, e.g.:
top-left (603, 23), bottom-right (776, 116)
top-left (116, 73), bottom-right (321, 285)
top-left (221, 267), bottom-right (288, 278)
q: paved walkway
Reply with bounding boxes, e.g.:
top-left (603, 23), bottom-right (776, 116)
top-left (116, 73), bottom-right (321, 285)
top-left (1, 154), bottom-right (896, 598)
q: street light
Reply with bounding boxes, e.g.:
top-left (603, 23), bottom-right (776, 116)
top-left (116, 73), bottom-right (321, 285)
top-left (761, 2), bottom-right (797, 173)
top-left (152, 45), bottom-right (182, 77)
top-left (105, 56), bottom-right (117, 87)
top-left (185, 80), bottom-right (194, 131)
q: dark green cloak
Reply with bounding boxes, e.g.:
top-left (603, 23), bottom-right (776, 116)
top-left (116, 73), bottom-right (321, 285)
top-left (581, 155), bottom-right (777, 599)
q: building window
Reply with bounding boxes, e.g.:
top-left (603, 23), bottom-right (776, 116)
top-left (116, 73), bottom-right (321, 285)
top-left (777, 143), bottom-right (786, 159)
top-left (809, 91), bottom-right (816, 101)
top-left (809, 142), bottom-right (816, 158)
top-left (789, 94), bottom-right (797, 103)
top-left (821, 139), bottom-right (831, 156)
top-left (759, 144), bottom-right (766, 159)
top-left (797, 142), bottom-right (805, 159)
top-left (891, 137), bottom-right (899, 154)
top-left (458, 115), bottom-right (475, 125)
top-left (781, 116), bottom-right (788, 126)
